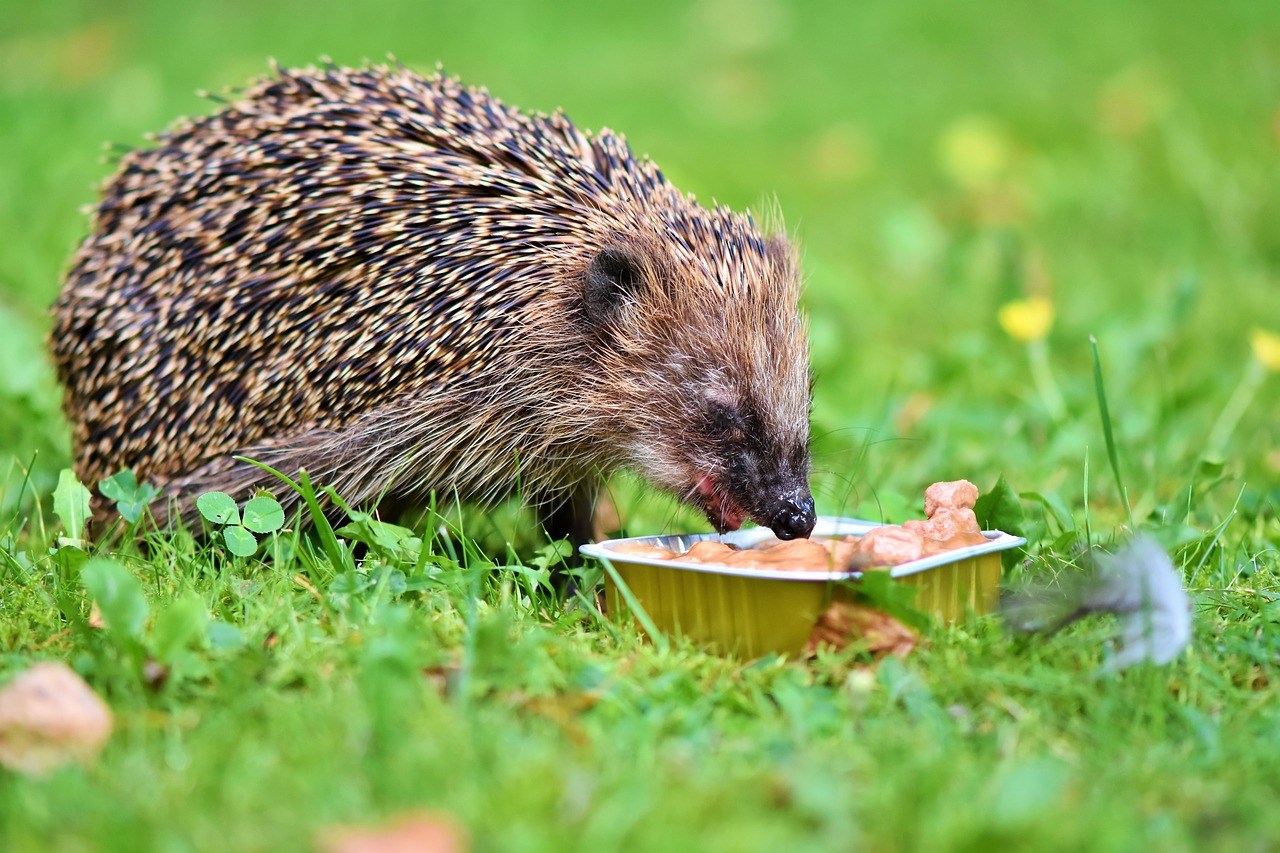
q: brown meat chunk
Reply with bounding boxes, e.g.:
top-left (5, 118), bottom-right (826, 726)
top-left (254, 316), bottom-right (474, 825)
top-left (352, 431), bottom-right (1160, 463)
top-left (609, 542), bottom-right (678, 560)
top-left (681, 541), bottom-right (741, 563)
top-left (850, 525), bottom-right (924, 567)
top-left (924, 479), bottom-right (979, 518)
top-left (924, 506), bottom-right (982, 539)
top-left (722, 538), bottom-right (833, 571)
top-left (922, 531), bottom-right (989, 556)
top-left (828, 537), bottom-right (862, 568)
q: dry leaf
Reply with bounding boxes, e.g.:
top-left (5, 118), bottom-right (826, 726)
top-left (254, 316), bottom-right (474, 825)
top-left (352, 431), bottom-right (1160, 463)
top-left (0, 662), bottom-right (113, 775)
top-left (807, 602), bottom-right (917, 657)
top-left (514, 691), bottom-right (601, 747)
top-left (320, 812), bottom-right (468, 853)
top-left (422, 663), bottom-right (462, 698)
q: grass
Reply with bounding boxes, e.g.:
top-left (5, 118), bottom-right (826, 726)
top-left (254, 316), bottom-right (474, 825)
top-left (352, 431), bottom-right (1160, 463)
top-left (1, 0), bottom-right (1279, 849)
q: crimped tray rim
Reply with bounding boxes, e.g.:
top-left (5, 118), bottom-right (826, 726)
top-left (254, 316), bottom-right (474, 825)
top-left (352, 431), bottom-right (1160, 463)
top-left (580, 516), bottom-right (1026, 582)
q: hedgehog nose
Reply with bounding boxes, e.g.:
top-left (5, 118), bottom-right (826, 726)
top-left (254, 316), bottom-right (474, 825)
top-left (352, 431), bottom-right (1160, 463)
top-left (771, 495), bottom-right (816, 540)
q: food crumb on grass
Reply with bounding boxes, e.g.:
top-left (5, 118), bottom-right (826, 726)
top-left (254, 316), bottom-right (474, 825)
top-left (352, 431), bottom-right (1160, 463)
top-left (319, 812), bottom-right (468, 853)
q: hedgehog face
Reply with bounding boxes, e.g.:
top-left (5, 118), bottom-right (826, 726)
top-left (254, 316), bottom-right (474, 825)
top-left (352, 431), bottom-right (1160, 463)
top-left (691, 389), bottom-right (815, 539)
top-left (581, 226), bottom-right (815, 540)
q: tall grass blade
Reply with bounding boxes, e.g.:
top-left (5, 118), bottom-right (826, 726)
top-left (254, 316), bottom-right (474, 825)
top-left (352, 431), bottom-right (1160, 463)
top-left (1089, 336), bottom-right (1134, 528)
top-left (598, 558), bottom-right (669, 653)
top-left (235, 456), bottom-right (353, 574)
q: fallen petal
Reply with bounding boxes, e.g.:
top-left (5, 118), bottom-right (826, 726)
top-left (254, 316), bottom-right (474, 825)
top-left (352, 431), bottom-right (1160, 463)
top-left (0, 662), bottom-right (113, 775)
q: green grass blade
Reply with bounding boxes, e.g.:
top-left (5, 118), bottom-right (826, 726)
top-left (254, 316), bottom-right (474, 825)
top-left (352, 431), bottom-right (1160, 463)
top-left (598, 557), bottom-right (668, 653)
top-left (1089, 336), bottom-right (1134, 528)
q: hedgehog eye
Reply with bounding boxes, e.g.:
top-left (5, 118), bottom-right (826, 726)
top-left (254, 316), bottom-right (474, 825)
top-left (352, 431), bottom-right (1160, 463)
top-left (707, 401), bottom-right (748, 440)
top-left (583, 247), bottom-right (644, 322)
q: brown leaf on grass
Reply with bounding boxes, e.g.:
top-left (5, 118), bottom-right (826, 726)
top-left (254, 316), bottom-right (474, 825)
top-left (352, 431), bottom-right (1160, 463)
top-left (422, 663), bottom-right (462, 698)
top-left (806, 602), bottom-right (917, 658)
top-left (319, 812), bottom-right (468, 853)
top-left (0, 662), bottom-right (113, 775)
top-left (519, 691), bottom-right (601, 719)
top-left (88, 602), bottom-right (105, 629)
top-left (507, 691), bottom-right (602, 748)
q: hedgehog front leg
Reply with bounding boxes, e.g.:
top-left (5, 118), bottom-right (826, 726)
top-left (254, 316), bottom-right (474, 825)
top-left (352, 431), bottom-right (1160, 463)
top-left (536, 484), bottom-right (599, 551)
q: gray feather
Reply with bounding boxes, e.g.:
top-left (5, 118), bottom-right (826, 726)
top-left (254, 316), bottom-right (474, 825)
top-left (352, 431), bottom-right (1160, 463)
top-left (1001, 535), bottom-right (1192, 672)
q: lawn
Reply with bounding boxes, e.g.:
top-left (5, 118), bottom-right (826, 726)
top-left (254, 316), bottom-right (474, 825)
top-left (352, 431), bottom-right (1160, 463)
top-left (1, 0), bottom-right (1278, 849)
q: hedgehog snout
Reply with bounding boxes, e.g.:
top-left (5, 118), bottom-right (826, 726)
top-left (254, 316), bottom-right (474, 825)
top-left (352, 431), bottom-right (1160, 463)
top-left (720, 449), bottom-right (815, 540)
top-left (768, 493), bottom-right (817, 540)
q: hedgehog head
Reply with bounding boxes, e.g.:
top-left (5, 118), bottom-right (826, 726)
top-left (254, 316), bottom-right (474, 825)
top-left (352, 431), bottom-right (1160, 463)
top-left (576, 204), bottom-right (815, 540)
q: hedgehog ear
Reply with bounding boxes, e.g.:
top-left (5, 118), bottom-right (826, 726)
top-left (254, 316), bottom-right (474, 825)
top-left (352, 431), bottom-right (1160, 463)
top-left (583, 247), bottom-right (644, 322)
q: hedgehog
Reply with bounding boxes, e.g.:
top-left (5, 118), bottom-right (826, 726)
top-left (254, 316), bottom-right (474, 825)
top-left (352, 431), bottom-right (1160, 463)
top-left (50, 62), bottom-right (816, 547)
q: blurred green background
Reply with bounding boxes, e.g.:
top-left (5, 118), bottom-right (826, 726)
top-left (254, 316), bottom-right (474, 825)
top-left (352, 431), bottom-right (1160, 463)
top-left (1, 0), bottom-right (1277, 514)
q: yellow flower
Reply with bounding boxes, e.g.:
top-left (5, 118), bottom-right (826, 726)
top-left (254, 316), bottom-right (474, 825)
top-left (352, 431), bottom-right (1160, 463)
top-left (1251, 327), bottom-right (1280, 372)
top-left (998, 297), bottom-right (1055, 343)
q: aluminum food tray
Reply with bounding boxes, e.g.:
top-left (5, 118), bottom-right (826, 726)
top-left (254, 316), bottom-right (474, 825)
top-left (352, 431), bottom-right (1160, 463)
top-left (581, 516), bottom-right (1025, 658)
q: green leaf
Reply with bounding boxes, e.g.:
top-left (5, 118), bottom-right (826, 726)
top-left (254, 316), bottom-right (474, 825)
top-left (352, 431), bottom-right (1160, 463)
top-left (237, 458), bottom-right (353, 575)
top-left (98, 469), bottom-right (138, 501)
top-left (531, 540), bottom-right (573, 572)
top-left (50, 543), bottom-right (89, 577)
top-left (991, 757), bottom-right (1070, 827)
top-left (99, 469), bottom-right (161, 524)
top-left (197, 492), bottom-right (240, 526)
top-left (222, 525), bottom-right (259, 557)
top-left (976, 475), bottom-right (1029, 567)
top-left (876, 656), bottom-right (945, 725)
top-left (851, 570), bottom-right (930, 631)
top-left (330, 570), bottom-right (376, 598)
top-left (335, 517), bottom-right (423, 564)
top-left (1170, 269), bottom-right (1200, 327)
top-left (975, 475), bottom-right (1026, 537)
top-left (207, 620), bottom-right (247, 652)
top-left (53, 469), bottom-right (92, 542)
top-left (82, 558), bottom-right (148, 640)
top-left (375, 567), bottom-right (408, 597)
top-left (241, 496), bottom-right (286, 534)
top-left (1197, 457), bottom-right (1226, 479)
top-left (152, 593), bottom-right (209, 663)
